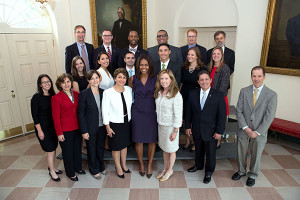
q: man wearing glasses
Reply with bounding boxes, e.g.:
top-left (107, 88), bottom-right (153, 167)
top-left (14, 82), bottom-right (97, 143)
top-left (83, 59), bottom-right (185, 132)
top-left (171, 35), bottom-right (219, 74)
top-left (65, 25), bottom-right (94, 74)
top-left (93, 30), bottom-right (120, 72)
top-left (181, 29), bottom-right (208, 65)
top-left (148, 30), bottom-right (183, 67)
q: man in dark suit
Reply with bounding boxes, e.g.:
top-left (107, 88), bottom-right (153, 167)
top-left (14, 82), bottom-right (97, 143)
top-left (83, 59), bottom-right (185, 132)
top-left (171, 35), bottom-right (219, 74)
top-left (148, 30), bottom-right (183, 67)
top-left (207, 31), bottom-right (235, 74)
top-left (154, 43), bottom-right (181, 87)
top-left (232, 66), bottom-right (277, 187)
top-left (181, 29), bottom-right (208, 65)
top-left (112, 7), bottom-right (134, 49)
top-left (185, 70), bottom-right (226, 184)
top-left (93, 30), bottom-right (120, 72)
top-left (65, 25), bottom-right (94, 74)
top-left (118, 30), bottom-right (147, 68)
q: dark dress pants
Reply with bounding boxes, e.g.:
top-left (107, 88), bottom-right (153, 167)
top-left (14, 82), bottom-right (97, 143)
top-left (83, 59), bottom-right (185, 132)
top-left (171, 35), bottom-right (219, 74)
top-left (59, 130), bottom-right (82, 177)
top-left (194, 137), bottom-right (217, 176)
top-left (86, 126), bottom-right (106, 175)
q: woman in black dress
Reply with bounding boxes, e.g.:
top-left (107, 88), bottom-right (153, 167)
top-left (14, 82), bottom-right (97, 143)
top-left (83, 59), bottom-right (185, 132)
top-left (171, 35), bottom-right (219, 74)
top-left (31, 74), bottom-right (61, 182)
top-left (71, 56), bottom-right (89, 92)
top-left (181, 47), bottom-right (207, 151)
top-left (102, 68), bottom-right (132, 178)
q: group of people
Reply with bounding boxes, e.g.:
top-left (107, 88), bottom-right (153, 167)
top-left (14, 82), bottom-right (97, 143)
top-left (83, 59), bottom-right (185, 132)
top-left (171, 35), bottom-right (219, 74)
top-left (30, 24), bottom-right (277, 187)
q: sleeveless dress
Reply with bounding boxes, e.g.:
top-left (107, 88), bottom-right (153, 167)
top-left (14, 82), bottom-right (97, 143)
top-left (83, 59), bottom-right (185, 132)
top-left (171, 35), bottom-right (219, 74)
top-left (131, 76), bottom-right (158, 143)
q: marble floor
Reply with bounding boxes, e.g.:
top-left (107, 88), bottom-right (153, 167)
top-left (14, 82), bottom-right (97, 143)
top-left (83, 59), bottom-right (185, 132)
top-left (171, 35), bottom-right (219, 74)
top-left (0, 134), bottom-right (299, 200)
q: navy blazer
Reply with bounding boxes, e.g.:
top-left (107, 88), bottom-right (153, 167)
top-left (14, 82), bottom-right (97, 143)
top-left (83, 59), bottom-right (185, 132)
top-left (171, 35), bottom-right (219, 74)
top-left (78, 87), bottom-right (104, 135)
top-left (65, 42), bottom-right (94, 74)
top-left (148, 45), bottom-right (183, 67)
top-left (93, 45), bottom-right (120, 71)
top-left (181, 44), bottom-right (208, 65)
top-left (154, 60), bottom-right (181, 87)
top-left (207, 46), bottom-right (235, 75)
top-left (118, 46), bottom-right (147, 68)
top-left (185, 88), bottom-right (226, 141)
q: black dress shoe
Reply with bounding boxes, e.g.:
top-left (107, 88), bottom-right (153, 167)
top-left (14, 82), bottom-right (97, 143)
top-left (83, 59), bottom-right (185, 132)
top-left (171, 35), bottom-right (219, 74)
top-left (187, 166), bottom-right (203, 172)
top-left (246, 177), bottom-right (255, 187)
top-left (69, 176), bottom-right (78, 181)
top-left (122, 167), bottom-right (131, 173)
top-left (49, 172), bottom-right (61, 182)
top-left (146, 173), bottom-right (152, 179)
top-left (231, 172), bottom-right (245, 180)
top-left (48, 167), bottom-right (63, 174)
top-left (77, 170), bottom-right (86, 174)
top-left (203, 175), bottom-right (211, 184)
top-left (216, 144), bottom-right (221, 149)
top-left (139, 171), bottom-right (145, 177)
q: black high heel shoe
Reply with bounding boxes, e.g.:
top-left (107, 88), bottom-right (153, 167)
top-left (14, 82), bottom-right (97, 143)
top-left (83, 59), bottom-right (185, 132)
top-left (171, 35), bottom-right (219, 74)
top-left (49, 172), bottom-right (61, 182)
top-left (76, 170), bottom-right (86, 174)
top-left (122, 167), bottom-right (131, 173)
top-left (115, 167), bottom-right (125, 178)
top-left (48, 167), bottom-right (63, 175)
top-left (69, 176), bottom-right (79, 181)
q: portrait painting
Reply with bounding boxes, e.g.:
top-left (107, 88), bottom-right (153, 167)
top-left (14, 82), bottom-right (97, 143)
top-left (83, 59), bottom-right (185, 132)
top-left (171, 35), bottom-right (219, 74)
top-left (260, 0), bottom-right (300, 76)
top-left (89, 0), bottom-right (147, 50)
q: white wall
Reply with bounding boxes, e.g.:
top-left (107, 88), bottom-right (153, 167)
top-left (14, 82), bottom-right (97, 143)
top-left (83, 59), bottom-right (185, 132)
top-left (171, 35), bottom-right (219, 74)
top-left (51, 0), bottom-right (300, 123)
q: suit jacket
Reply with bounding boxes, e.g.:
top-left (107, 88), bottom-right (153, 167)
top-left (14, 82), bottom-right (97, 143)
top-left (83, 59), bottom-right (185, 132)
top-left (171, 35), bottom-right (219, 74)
top-left (51, 90), bottom-right (79, 136)
top-left (154, 60), bottom-right (181, 87)
top-left (185, 88), bottom-right (226, 141)
top-left (212, 64), bottom-right (230, 96)
top-left (148, 45), bottom-right (183, 67)
top-left (118, 46), bottom-right (147, 68)
top-left (93, 45), bottom-right (120, 71)
top-left (207, 46), bottom-right (235, 74)
top-left (65, 42), bottom-right (94, 74)
top-left (112, 18), bottom-right (134, 49)
top-left (181, 44), bottom-right (208, 65)
top-left (236, 85), bottom-right (277, 138)
top-left (78, 87), bottom-right (104, 135)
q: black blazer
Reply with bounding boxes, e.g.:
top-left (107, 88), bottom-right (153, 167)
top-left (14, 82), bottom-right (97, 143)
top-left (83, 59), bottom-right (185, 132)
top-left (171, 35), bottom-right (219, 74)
top-left (148, 45), bottom-right (183, 67)
top-left (65, 42), bottom-right (94, 74)
top-left (118, 46), bottom-right (147, 68)
top-left (207, 46), bottom-right (235, 74)
top-left (93, 45), bottom-right (120, 72)
top-left (112, 18), bottom-right (134, 49)
top-left (181, 44), bottom-right (208, 65)
top-left (78, 87), bottom-right (104, 135)
top-left (154, 60), bottom-right (181, 87)
top-left (185, 88), bottom-right (226, 141)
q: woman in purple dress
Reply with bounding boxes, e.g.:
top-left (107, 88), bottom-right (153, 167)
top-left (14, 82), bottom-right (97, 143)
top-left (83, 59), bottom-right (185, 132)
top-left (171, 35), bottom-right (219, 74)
top-left (128, 53), bottom-right (158, 178)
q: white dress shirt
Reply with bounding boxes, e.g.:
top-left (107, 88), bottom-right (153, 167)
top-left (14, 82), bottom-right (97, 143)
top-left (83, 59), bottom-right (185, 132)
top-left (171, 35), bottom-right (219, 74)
top-left (102, 86), bottom-right (133, 124)
top-left (126, 66), bottom-right (135, 78)
top-left (200, 87), bottom-right (211, 105)
top-left (160, 59), bottom-right (170, 70)
top-left (103, 44), bottom-right (112, 53)
top-left (129, 45), bottom-right (138, 54)
top-left (97, 67), bottom-right (114, 90)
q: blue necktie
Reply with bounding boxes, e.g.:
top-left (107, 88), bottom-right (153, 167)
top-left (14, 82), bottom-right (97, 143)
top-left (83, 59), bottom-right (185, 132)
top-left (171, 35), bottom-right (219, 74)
top-left (129, 69), bottom-right (133, 78)
top-left (201, 92), bottom-right (206, 110)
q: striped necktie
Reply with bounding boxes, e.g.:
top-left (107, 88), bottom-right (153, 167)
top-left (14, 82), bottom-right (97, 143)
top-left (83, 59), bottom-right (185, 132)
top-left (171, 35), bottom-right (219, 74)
top-left (253, 88), bottom-right (258, 108)
top-left (107, 46), bottom-right (112, 62)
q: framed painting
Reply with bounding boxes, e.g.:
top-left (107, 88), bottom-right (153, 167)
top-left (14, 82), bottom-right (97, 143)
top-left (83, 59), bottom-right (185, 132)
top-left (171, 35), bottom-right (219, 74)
top-left (260, 0), bottom-right (300, 76)
top-left (89, 0), bottom-right (147, 50)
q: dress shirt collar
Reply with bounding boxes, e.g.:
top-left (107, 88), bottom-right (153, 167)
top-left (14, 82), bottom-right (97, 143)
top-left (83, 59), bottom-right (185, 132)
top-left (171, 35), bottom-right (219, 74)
top-left (200, 87), bottom-right (211, 99)
top-left (129, 45), bottom-right (138, 53)
top-left (188, 43), bottom-right (197, 49)
top-left (126, 66), bottom-right (135, 74)
top-left (161, 59), bottom-right (170, 70)
top-left (103, 44), bottom-right (112, 52)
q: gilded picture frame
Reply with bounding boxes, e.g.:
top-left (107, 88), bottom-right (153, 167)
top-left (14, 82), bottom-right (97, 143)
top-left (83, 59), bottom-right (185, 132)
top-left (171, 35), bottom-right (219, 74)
top-left (89, 0), bottom-right (147, 50)
top-left (260, 0), bottom-right (300, 76)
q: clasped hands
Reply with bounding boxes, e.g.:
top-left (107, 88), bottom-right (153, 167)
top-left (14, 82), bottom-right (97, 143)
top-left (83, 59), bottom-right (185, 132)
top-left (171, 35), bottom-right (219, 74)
top-left (185, 129), bottom-right (222, 140)
top-left (244, 127), bottom-right (258, 138)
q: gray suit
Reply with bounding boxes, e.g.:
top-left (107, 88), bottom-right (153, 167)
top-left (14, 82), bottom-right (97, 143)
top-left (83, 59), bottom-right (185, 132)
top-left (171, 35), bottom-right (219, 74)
top-left (236, 85), bottom-right (277, 179)
top-left (148, 45), bottom-right (183, 67)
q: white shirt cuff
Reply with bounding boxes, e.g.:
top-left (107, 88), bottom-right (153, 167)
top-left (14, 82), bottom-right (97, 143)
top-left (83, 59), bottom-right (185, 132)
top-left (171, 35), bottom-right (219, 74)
top-left (255, 131), bottom-right (261, 136)
top-left (242, 126), bottom-right (248, 130)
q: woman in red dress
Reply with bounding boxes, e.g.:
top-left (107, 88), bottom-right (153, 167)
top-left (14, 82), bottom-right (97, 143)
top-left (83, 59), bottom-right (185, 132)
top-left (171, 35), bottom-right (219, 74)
top-left (207, 47), bottom-right (230, 148)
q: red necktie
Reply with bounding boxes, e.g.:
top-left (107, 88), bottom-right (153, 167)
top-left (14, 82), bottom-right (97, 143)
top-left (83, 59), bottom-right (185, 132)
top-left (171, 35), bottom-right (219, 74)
top-left (107, 46), bottom-right (112, 62)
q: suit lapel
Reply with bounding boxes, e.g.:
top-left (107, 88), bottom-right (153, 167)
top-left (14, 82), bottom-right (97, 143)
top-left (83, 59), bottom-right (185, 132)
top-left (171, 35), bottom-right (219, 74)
top-left (246, 86), bottom-right (253, 112)
top-left (73, 43), bottom-right (80, 55)
top-left (253, 86), bottom-right (267, 112)
top-left (87, 88), bottom-right (99, 115)
top-left (196, 89), bottom-right (201, 111)
top-left (202, 89), bottom-right (213, 111)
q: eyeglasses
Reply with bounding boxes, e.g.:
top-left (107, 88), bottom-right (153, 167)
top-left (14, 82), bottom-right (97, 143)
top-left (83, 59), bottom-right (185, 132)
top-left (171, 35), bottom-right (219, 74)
top-left (41, 81), bottom-right (51, 84)
top-left (103, 35), bottom-right (112, 37)
top-left (76, 31), bottom-right (85, 34)
top-left (157, 34), bottom-right (167, 38)
top-left (187, 36), bottom-right (197, 38)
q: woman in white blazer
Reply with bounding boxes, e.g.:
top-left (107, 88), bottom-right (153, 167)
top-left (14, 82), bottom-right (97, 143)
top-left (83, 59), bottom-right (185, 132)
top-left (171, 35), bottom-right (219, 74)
top-left (154, 69), bottom-right (183, 182)
top-left (102, 68), bottom-right (132, 178)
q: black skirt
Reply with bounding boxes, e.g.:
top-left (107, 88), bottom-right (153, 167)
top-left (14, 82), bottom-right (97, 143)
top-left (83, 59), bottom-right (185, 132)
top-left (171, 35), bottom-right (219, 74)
top-left (108, 120), bottom-right (131, 151)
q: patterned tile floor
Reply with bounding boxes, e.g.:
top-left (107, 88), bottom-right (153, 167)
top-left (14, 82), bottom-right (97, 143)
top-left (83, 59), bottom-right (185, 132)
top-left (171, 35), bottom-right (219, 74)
top-left (0, 134), bottom-right (299, 200)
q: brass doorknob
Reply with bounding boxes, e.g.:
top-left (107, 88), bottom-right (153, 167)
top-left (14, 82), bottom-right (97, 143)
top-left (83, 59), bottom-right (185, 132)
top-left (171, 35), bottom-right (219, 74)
top-left (11, 94), bottom-right (15, 98)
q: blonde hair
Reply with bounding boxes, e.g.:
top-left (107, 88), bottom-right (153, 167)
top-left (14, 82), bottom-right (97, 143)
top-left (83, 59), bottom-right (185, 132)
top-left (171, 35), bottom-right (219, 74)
top-left (154, 69), bottom-right (179, 99)
top-left (207, 46), bottom-right (225, 73)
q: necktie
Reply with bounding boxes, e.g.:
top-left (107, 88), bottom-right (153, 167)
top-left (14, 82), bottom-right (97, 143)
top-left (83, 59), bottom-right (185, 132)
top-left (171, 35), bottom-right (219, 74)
top-left (253, 88), bottom-right (258, 108)
top-left (129, 69), bottom-right (133, 78)
top-left (129, 47), bottom-right (137, 54)
top-left (107, 46), bottom-right (112, 62)
top-left (201, 91), bottom-right (206, 110)
top-left (81, 45), bottom-right (90, 71)
top-left (162, 63), bottom-right (166, 70)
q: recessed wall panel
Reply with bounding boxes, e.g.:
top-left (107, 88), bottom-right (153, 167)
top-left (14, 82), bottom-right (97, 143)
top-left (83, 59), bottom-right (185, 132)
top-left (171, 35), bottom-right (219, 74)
top-left (20, 64), bottom-right (34, 86)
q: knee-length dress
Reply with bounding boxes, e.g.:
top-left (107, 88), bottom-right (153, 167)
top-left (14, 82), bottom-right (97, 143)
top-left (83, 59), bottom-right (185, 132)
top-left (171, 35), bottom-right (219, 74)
top-left (31, 93), bottom-right (58, 152)
top-left (155, 91), bottom-right (183, 153)
top-left (131, 76), bottom-right (158, 143)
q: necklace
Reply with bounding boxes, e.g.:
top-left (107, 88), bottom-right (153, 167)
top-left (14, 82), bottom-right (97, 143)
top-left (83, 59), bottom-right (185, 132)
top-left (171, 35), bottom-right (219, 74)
top-left (189, 68), bottom-right (195, 73)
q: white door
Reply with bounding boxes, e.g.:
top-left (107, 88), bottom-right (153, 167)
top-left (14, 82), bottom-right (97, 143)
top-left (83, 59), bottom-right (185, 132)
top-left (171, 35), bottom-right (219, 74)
top-left (6, 34), bottom-right (57, 133)
top-left (0, 35), bottom-right (24, 140)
